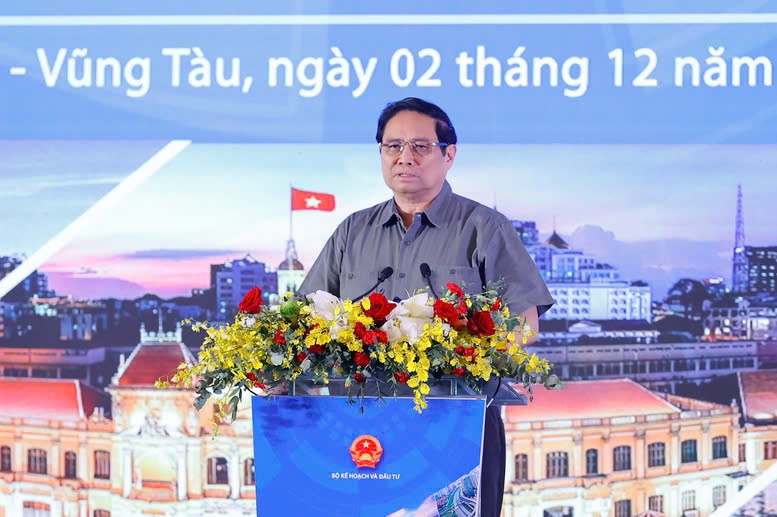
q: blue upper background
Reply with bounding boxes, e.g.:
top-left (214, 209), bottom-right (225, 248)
top-left (2, 3), bottom-right (776, 142)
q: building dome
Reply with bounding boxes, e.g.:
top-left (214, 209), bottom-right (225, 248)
top-left (278, 257), bottom-right (304, 271)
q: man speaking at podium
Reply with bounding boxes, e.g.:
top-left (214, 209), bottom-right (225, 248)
top-left (299, 97), bottom-right (553, 516)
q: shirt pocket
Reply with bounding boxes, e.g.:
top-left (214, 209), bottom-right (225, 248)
top-left (439, 265), bottom-right (483, 294)
top-left (339, 269), bottom-right (385, 299)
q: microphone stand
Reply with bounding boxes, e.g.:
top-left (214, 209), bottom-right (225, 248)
top-left (352, 267), bottom-right (394, 302)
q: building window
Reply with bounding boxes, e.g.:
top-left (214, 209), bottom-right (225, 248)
top-left (208, 457), bottom-right (229, 484)
top-left (94, 511), bottom-right (111, 517)
top-left (765, 441), bottom-right (777, 460)
top-left (546, 451), bottom-right (568, 478)
top-left (648, 495), bottom-right (664, 513)
top-left (64, 451), bottom-right (77, 479)
top-left (712, 436), bottom-right (728, 460)
top-left (682, 490), bottom-right (696, 511)
top-left (681, 439), bottom-right (698, 463)
top-left (0, 446), bottom-right (11, 472)
top-left (515, 453), bottom-right (528, 482)
top-left (585, 449), bottom-right (598, 475)
top-left (648, 442), bottom-right (665, 467)
top-left (613, 446), bottom-right (631, 471)
top-left (713, 485), bottom-right (726, 509)
top-left (739, 442), bottom-right (746, 463)
top-left (27, 448), bottom-right (47, 475)
top-left (94, 450), bottom-right (110, 480)
top-left (244, 458), bottom-right (255, 486)
top-left (614, 499), bottom-right (631, 517)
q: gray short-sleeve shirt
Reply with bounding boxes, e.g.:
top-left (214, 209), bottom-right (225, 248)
top-left (299, 181), bottom-right (554, 316)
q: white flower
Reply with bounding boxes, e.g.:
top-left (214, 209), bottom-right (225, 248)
top-left (270, 352), bottom-right (284, 366)
top-left (380, 319), bottom-right (404, 344)
top-left (381, 293), bottom-right (434, 344)
top-left (243, 317), bottom-right (256, 328)
top-left (300, 358), bottom-right (311, 372)
top-left (307, 290), bottom-right (344, 321)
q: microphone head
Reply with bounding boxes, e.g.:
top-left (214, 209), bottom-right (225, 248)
top-left (420, 263), bottom-right (431, 278)
top-left (379, 267), bottom-right (394, 281)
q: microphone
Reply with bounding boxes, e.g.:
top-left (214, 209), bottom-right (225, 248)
top-left (419, 263), bottom-right (440, 299)
top-left (353, 267), bottom-right (394, 302)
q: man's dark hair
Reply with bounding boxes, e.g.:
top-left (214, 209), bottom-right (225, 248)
top-left (375, 97), bottom-right (457, 151)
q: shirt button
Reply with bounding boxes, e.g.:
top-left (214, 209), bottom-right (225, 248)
top-left (449, 269), bottom-right (456, 275)
top-left (348, 273), bottom-right (354, 279)
top-left (404, 240), bottom-right (410, 245)
top-left (399, 273), bottom-right (406, 279)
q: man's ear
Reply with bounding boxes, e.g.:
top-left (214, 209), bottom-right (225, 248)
top-left (444, 144), bottom-right (457, 170)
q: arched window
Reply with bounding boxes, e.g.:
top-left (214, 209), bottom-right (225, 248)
top-left (712, 436), bottom-right (728, 460)
top-left (27, 448), bottom-right (47, 474)
top-left (64, 451), bottom-right (77, 479)
top-left (514, 453), bottom-right (528, 482)
top-left (207, 457), bottom-right (229, 485)
top-left (0, 445), bottom-right (11, 472)
top-left (94, 450), bottom-right (110, 480)
top-left (585, 449), bottom-right (598, 474)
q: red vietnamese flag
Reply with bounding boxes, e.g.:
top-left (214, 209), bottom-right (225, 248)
top-left (291, 188), bottom-right (336, 211)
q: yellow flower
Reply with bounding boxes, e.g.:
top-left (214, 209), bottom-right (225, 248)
top-left (407, 376), bottom-right (420, 388)
top-left (361, 298), bottom-right (371, 311)
top-left (419, 383), bottom-right (430, 395)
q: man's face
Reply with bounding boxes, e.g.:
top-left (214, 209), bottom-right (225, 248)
top-left (380, 110), bottom-right (456, 200)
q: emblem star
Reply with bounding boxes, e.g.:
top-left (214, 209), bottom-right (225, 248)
top-left (305, 196), bottom-right (322, 208)
top-left (362, 440), bottom-right (371, 448)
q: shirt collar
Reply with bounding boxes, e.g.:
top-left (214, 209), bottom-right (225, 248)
top-left (380, 181), bottom-right (453, 228)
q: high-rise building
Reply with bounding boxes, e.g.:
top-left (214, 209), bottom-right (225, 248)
top-left (743, 246), bottom-right (777, 295)
top-left (212, 255), bottom-right (277, 319)
top-left (0, 255), bottom-right (52, 302)
top-left (510, 220), bottom-right (540, 246)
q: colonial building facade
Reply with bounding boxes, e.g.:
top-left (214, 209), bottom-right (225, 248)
top-left (0, 325), bottom-right (257, 517)
top-left (502, 379), bottom-right (745, 517)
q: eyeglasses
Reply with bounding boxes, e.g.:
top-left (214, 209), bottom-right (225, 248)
top-left (378, 140), bottom-right (450, 157)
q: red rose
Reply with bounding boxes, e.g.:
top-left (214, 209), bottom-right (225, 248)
top-left (446, 283), bottom-right (465, 298)
top-left (455, 345), bottom-right (465, 355)
top-left (354, 322), bottom-right (367, 340)
top-left (434, 299), bottom-right (459, 326)
top-left (274, 330), bottom-right (286, 344)
top-left (308, 344), bottom-right (326, 354)
top-left (463, 347), bottom-right (475, 357)
top-left (375, 330), bottom-right (388, 344)
top-left (466, 311), bottom-right (496, 336)
top-left (364, 292), bottom-right (396, 321)
top-left (354, 352), bottom-right (370, 367)
top-left (492, 299), bottom-right (502, 311)
top-left (246, 372), bottom-right (259, 382)
top-left (354, 373), bottom-right (366, 383)
top-left (452, 367), bottom-right (466, 376)
top-left (457, 301), bottom-right (468, 315)
top-left (296, 352), bottom-right (307, 363)
top-left (362, 331), bottom-right (377, 345)
top-left (254, 382), bottom-right (265, 389)
top-left (238, 286), bottom-right (264, 313)
top-left (394, 371), bottom-right (410, 384)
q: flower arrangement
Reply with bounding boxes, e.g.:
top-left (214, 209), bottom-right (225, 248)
top-left (157, 281), bottom-right (562, 431)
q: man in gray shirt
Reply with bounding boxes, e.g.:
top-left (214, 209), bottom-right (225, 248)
top-left (299, 97), bottom-right (553, 516)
